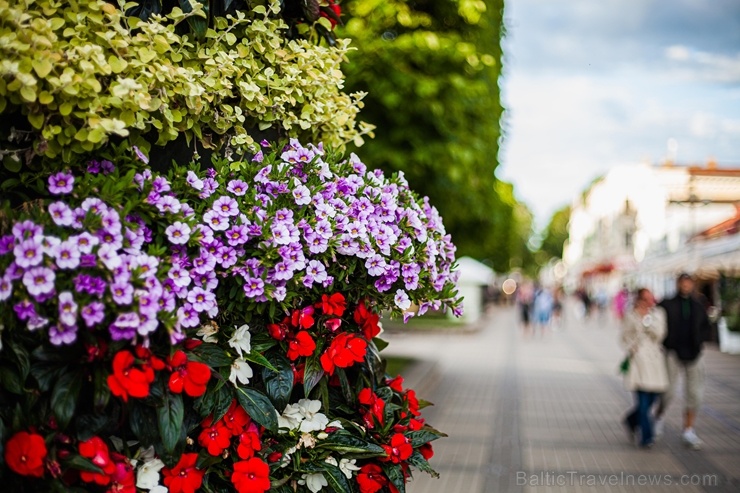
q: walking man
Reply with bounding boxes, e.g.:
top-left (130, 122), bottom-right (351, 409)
top-left (654, 273), bottom-right (711, 450)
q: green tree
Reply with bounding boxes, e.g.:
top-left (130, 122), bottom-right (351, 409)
top-left (339, 0), bottom-right (522, 264)
top-left (539, 205), bottom-right (572, 261)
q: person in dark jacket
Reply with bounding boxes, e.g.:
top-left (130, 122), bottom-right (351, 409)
top-left (654, 273), bottom-right (711, 450)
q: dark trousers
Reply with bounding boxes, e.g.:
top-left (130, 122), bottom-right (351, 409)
top-left (626, 390), bottom-right (659, 446)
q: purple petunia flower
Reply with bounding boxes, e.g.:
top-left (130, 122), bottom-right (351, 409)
top-left (212, 196), bottom-right (240, 218)
top-left (203, 210), bottom-right (229, 231)
top-left (0, 275), bottom-right (11, 301)
top-left (109, 312), bottom-right (140, 340)
top-left (186, 287), bottom-right (216, 313)
top-left (302, 260), bottom-right (327, 288)
top-left (48, 201), bottom-right (74, 226)
top-left (22, 266), bottom-right (55, 297)
top-left (54, 240), bottom-right (81, 270)
top-left (168, 265), bottom-right (192, 288)
top-left (225, 224), bottom-right (249, 247)
top-left (12, 220), bottom-right (42, 240)
top-left (394, 289), bottom-right (411, 311)
top-left (186, 171), bottom-right (204, 190)
top-left (81, 301), bottom-right (105, 328)
top-left (165, 221), bottom-right (192, 245)
top-left (177, 303), bottom-right (200, 328)
top-left (138, 312), bottom-right (158, 336)
top-left (100, 160), bottom-right (115, 174)
top-left (13, 238), bottom-right (44, 269)
top-left (48, 171), bottom-right (74, 195)
top-left (242, 275), bottom-right (265, 298)
top-left (71, 232), bottom-right (99, 254)
top-left (216, 246), bottom-right (237, 269)
top-left (227, 179), bottom-right (249, 196)
top-left (58, 291), bottom-right (78, 326)
top-left (110, 280), bottom-right (134, 305)
top-left (49, 324), bottom-right (77, 345)
top-left (13, 300), bottom-right (36, 320)
top-left (252, 150), bottom-right (264, 163)
top-left (292, 184), bottom-right (311, 206)
top-left (365, 255), bottom-right (387, 277)
top-left (133, 145), bottom-right (149, 164)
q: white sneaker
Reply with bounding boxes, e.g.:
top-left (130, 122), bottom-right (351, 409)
top-left (654, 418), bottom-right (664, 439)
top-left (682, 429), bottom-right (702, 450)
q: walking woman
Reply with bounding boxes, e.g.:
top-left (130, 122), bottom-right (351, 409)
top-left (621, 288), bottom-right (669, 448)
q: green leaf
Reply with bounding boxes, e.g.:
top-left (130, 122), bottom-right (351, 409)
top-left (408, 450), bottom-right (439, 478)
top-left (336, 368), bottom-right (353, 404)
top-left (93, 366), bottom-right (110, 411)
top-left (157, 391), bottom-right (184, 455)
top-left (61, 454), bottom-right (104, 474)
top-left (322, 462), bottom-right (353, 493)
top-left (191, 343), bottom-right (232, 367)
top-left (316, 431), bottom-right (386, 458)
top-left (243, 350), bottom-right (277, 372)
top-left (382, 464), bottom-right (406, 493)
top-left (405, 429), bottom-right (447, 448)
top-left (0, 366), bottom-right (23, 394)
top-left (7, 339), bottom-right (30, 380)
top-left (130, 404), bottom-right (159, 447)
top-left (51, 369), bottom-right (84, 428)
top-left (262, 352), bottom-right (293, 411)
top-left (32, 59), bottom-right (53, 78)
top-left (303, 353), bottom-right (324, 397)
top-left (373, 337), bottom-right (389, 352)
top-left (235, 387), bottom-right (278, 432)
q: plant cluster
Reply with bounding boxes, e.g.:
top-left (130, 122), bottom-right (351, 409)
top-left (0, 141), bottom-right (459, 492)
top-left (0, 0), bottom-right (372, 167)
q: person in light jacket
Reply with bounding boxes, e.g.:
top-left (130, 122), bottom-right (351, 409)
top-left (621, 288), bottom-right (669, 448)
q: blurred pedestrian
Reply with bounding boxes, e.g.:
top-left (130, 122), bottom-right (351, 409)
top-left (653, 273), bottom-right (711, 450)
top-left (533, 286), bottom-right (554, 335)
top-left (621, 288), bottom-right (668, 449)
top-left (614, 285), bottom-right (630, 320)
top-left (517, 281), bottom-right (534, 336)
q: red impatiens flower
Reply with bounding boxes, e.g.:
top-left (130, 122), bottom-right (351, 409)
top-left (324, 317), bottom-right (342, 332)
top-left (79, 436), bottom-right (116, 485)
top-left (357, 463), bottom-right (388, 493)
top-left (198, 419), bottom-right (232, 456)
top-left (4, 431), bottom-right (47, 478)
top-left (386, 375), bottom-right (404, 392)
top-left (109, 456), bottom-right (136, 493)
top-left (232, 457), bottom-right (271, 493)
top-left (162, 453), bottom-right (205, 493)
top-left (287, 330), bottom-right (316, 360)
top-left (267, 319), bottom-right (289, 341)
top-left (107, 350), bottom-right (155, 402)
top-left (318, 292), bottom-right (346, 316)
top-left (382, 433), bottom-right (413, 464)
top-left (291, 306), bottom-right (315, 329)
top-left (223, 399), bottom-right (251, 435)
top-left (354, 301), bottom-right (380, 340)
top-left (358, 388), bottom-right (385, 429)
top-left (168, 350), bottom-right (211, 397)
top-left (405, 389), bottom-right (420, 416)
top-left (320, 332), bottom-right (367, 375)
top-left (237, 423), bottom-right (262, 460)
top-left (420, 443), bottom-right (434, 460)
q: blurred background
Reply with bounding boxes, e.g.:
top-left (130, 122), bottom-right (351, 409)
top-left (336, 0), bottom-right (740, 328)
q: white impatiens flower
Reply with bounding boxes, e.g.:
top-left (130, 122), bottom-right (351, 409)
top-left (136, 458), bottom-right (165, 490)
top-left (325, 457), bottom-right (361, 479)
top-left (277, 403), bottom-right (304, 431)
top-left (299, 472), bottom-right (328, 493)
top-left (317, 420), bottom-right (344, 440)
top-left (196, 323), bottom-right (218, 343)
top-left (229, 324), bottom-right (251, 357)
top-left (297, 399), bottom-right (329, 433)
top-left (229, 358), bottom-right (253, 386)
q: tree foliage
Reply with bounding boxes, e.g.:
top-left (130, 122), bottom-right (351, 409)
top-left (339, 0), bottom-right (526, 266)
top-left (539, 205), bottom-right (572, 261)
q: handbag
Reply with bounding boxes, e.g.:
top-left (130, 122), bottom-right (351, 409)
top-left (619, 354), bottom-right (631, 375)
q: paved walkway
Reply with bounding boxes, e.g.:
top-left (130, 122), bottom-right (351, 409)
top-left (382, 301), bottom-right (740, 492)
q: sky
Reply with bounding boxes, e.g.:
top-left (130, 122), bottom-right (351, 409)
top-left (498, 0), bottom-right (740, 228)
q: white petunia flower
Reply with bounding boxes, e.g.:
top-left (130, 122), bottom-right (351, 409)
top-left (136, 458), bottom-right (165, 490)
top-left (229, 324), bottom-right (251, 357)
top-left (229, 358), bottom-right (253, 386)
top-left (299, 472), bottom-right (328, 493)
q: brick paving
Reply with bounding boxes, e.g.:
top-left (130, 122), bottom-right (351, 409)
top-left (382, 301), bottom-right (740, 493)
